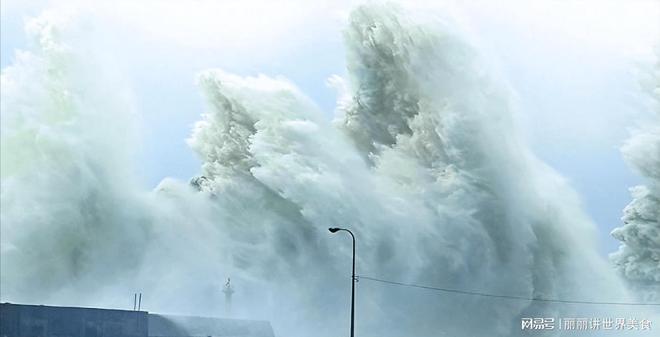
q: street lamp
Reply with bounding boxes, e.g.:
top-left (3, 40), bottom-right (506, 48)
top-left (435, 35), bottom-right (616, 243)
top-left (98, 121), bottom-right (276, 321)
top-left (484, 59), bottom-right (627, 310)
top-left (328, 227), bottom-right (356, 337)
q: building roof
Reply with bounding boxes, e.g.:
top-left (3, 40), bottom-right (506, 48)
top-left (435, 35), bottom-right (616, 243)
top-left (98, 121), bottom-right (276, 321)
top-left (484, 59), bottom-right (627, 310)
top-left (148, 314), bottom-right (275, 337)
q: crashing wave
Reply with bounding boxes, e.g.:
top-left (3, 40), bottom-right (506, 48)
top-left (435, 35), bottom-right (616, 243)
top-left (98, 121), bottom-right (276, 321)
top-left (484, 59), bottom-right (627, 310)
top-left (1, 3), bottom-right (653, 337)
top-left (610, 55), bottom-right (660, 302)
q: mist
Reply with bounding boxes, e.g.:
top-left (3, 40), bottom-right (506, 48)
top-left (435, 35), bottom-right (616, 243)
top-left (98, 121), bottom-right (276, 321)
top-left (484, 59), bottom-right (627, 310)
top-left (1, 2), bottom-right (659, 337)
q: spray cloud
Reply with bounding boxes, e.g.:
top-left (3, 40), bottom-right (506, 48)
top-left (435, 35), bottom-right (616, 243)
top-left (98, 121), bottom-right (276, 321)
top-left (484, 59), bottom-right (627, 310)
top-left (1, 3), bottom-right (656, 337)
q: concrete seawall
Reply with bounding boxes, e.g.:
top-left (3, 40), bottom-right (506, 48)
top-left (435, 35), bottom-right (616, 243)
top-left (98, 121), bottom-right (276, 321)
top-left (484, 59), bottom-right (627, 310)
top-left (1, 303), bottom-right (274, 337)
top-left (1, 303), bottom-right (147, 337)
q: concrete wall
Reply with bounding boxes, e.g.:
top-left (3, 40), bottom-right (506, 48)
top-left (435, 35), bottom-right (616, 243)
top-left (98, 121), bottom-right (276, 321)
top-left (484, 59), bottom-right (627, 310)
top-left (1, 303), bottom-right (148, 337)
top-left (1, 304), bottom-right (275, 337)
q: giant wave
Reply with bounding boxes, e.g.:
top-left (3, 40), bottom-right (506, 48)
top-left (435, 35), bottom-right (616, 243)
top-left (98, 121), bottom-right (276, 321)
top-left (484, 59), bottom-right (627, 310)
top-left (1, 4), bottom-right (656, 337)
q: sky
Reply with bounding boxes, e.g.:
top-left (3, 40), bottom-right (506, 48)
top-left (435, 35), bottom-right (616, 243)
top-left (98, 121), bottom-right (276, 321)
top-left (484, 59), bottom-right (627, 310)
top-left (1, 0), bottom-right (659, 256)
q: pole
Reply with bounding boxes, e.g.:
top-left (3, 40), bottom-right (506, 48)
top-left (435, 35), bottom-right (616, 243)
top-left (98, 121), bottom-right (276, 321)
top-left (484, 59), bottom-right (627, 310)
top-left (328, 227), bottom-right (356, 337)
top-left (349, 229), bottom-right (355, 337)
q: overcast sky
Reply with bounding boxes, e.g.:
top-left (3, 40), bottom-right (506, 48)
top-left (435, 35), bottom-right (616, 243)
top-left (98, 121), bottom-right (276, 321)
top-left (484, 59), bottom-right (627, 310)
top-left (2, 0), bottom-right (659, 255)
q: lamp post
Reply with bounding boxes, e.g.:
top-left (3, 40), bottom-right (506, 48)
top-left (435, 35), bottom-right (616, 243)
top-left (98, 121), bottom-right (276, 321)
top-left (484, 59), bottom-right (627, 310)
top-left (328, 227), bottom-right (356, 337)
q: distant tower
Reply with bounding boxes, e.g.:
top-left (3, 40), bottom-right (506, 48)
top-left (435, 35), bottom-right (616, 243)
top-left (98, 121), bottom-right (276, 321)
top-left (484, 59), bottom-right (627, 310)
top-left (222, 278), bottom-right (234, 316)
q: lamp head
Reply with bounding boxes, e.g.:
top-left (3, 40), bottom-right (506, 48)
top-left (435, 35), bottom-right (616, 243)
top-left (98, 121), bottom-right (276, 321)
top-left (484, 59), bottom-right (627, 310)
top-left (328, 227), bottom-right (341, 233)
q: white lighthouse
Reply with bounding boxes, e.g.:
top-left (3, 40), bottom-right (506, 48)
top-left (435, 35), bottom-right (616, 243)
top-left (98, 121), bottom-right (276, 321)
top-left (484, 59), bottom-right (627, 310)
top-left (222, 277), bottom-right (234, 316)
